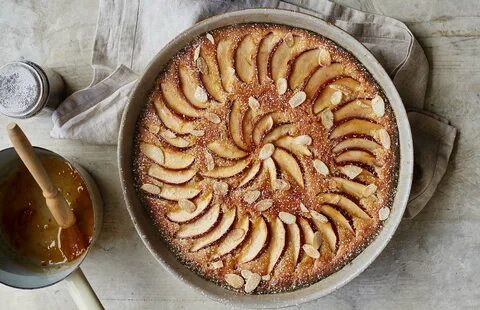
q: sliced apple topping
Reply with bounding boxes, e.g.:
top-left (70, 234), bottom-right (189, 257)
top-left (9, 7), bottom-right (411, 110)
top-left (216, 215), bottom-right (249, 256)
top-left (332, 138), bottom-right (382, 154)
top-left (202, 158), bottom-right (250, 178)
top-left (334, 99), bottom-right (375, 122)
top-left (371, 95), bottom-right (385, 117)
top-left (242, 108), bottom-right (256, 147)
top-left (166, 190), bottom-right (213, 223)
top-left (159, 130), bottom-right (193, 148)
top-left (313, 159), bottom-right (329, 176)
top-left (229, 100), bottom-right (249, 150)
top-left (289, 91), bottom-right (307, 108)
top-left (304, 63), bottom-right (344, 98)
top-left (263, 157), bottom-right (277, 186)
top-left (289, 49), bottom-right (321, 90)
top-left (287, 222), bottom-right (301, 265)
top-left (207, 141), bottom-right (248, 159)
top-left (298, 217), bottom-right (315, 245)
top-left (140, 143), bottom-right (164, 165)
top-left (259, 143), bottom-right (275, 160)
top-left (253, 115), bottom-right (274, 146)
top-left (178, 199), bottom-right (196, 213)
top-left (257, 32), bottom-right (281, 84)
top-left (198, 47), bottom-right (227, 102)
top-left (190, 207), bottom-right (236, 251)
top-left (235, 35), bottom-right (256, 83)
top-left (264, 124), bottom-right (295, 143)
top-left (267, 217), bottom-right (286, 273)
top-left (161, 80), bottom-right (201, 118)
top-left (225, 273), bottom-right (244, 289)
top-left (330, 119), bottom-right (383, 139)
top-left (321, 205), bottom-right (354, 233)
top-left (271, 34), bottom-right (303, 82)
top-left (303, 244), bottom-right (320, 259)
top-left (332, 177), bottom-right (370, 199)
top-left (255, 199), bottom-right (273, 212)
top-left (176, 203), bottom-right (220, 238)
top-left (272, 148), bottom-right (304, 187)
top-left (311, 210), bottom-right (328, 223)
top-left (178, 62), bottom-right (210, 109)
top-left (216, 38), bottom-right (237, 92)
top-left (153, 98), bottom-right (195, 135)
top-left (279, 212), bottom-right (296, 224)
top-left (339, 165), bottom-right (363, 180)
top-left (238, 161), bottom-right (262, 187)
top-left (158, 184), bottom-right (201, 201)
top-left (312, 78), bottom-right (362, 114)
top-left (378, 207), bottom-right (390, 221)
top-left (140, 183), bottom-right (161, 195)
top-left (244, 273), bottom-right (261, 293)
top-left (274, 136), bottom-right (312, 157)
top-left (148, 164), bottom-right (196, 184)
top-left (336, 150), bottom-right (381, 167)
top-left (145, 123), bottom-right (160, 134)
top-left (162, 148), bottom-right (195, 169)
top-left (243, 190), bottom-right (261, 204)
top-left (311, 217), bottom-right (337, 252)
top-left (239, 217), bottom-right (268, 263)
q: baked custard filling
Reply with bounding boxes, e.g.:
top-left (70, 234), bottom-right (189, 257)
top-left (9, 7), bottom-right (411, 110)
top-left (132, 23), bottom-right (398, 294)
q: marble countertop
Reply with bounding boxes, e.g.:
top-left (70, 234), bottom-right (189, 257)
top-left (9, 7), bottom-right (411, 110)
top-left (0, 0), bottom-right (479, 309)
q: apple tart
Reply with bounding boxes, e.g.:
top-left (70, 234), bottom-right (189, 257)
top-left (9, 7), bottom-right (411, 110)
top-left (133, 23), bottom-right (398, 294)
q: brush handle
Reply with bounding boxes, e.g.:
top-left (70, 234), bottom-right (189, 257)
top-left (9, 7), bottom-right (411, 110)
top-left (6, 123), bottom-right (76, 228)
top-left (66, 268), bottom-right (104, 310)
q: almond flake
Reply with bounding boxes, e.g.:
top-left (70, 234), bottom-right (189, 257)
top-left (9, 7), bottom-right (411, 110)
top-left (213, 181), bottom-right (228, 196)
top-left (241, 269), bottom-right (253, 279)
top-left (261, 274), bottom-right (271, 281)
top-left (196, 57), bottom-right (209, 75)
top-left (289, 91), bottom-right (307, 108)
top-left (284, 32), bottom-right (294, 47)
top-left (146, 123), bottom-right (160, 134)
top-left (229, 228), bottom-right (245, 242)
top-left (194, 86), bottom-right (208, 103)
top-left (300, 202), bottom-right (309, 213)
top-left (205, 150), bottom-right (215, 171)
top-left (330, 90), bottom-right (343, 105)
top-left (140, 183), bottom-right (161, 195)
top-left (318, 48), bottom-right (332, 66)
top-left (378, 128), bottom-right (391, 149)
top-left (205, 112), bottom-right (221, 124)
top-left (303, 244), bottom-right (320, 259)
top-left (372, 95), bottom-right (385, 117)
top-left (244, 273), bottom-right (261, 293)
top-left (193, 46), bottom-right (201, 61)
top-left (279, 211), bottom-right (296, 224)
top-left (320, 109), bottom-right (334, 129)
top-left (190, 129), bottom-right (205, 137)
top-left (313, 159), bottom-right (329, 176)
top-left (255, 199), bottom-right (273, 212)
top-left (248, 96), bottom-right (260, 111)
top-left (259, 143), bottom-right (275, 160)
top-left (206, 33), bottom-right (215, 44)
top-left (225, 273), bottom-right (244, 289)
top-left (294, 135), bottom-right (312, 146)
top-left (310, 210), bottom-right (328, 223)
top-left (340, 165), bottom-right (362, 179)
top-left (378, 207), bottom-right (390, 221)
top-left (178, 199), bottom-right (196, 213)
top-left (362, 183), bottom-right (378, 197)
top-left (312, 231), bottom-right (322, 249)
top-left (276, 78), bottom-right (287, 95)
top-left (329, 84), bottom-right (353, 96)
top-left (274, 179), bottom-right (290, 191)
top-left (161, 129), bottom-right (177, 139)
top-left (243, 190), bottom-right (261, 204)
top-left (211, 260), bottom-right (223, 269)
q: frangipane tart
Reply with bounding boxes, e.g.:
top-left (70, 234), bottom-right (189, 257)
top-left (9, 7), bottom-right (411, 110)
top-left (133, 23), bottom-right (398, 294)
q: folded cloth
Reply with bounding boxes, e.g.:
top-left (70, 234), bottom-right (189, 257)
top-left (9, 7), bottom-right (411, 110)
top-left (50, 0), bottom-right (456, 217)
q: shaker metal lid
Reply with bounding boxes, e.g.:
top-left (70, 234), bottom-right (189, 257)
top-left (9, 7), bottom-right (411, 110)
top-left (0, 61), bottom-right (48, 118)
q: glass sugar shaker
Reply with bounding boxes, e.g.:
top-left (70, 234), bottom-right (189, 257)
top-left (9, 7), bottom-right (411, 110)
top-left (0, 60), bottom-right (65, 118)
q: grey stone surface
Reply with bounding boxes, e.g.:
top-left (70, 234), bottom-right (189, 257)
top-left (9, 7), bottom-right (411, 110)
top-left (0, 0), bottom-right (479, 309)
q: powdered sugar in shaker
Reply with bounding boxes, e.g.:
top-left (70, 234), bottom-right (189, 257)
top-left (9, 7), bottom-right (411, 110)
top-left (0, 60), bottom-right (65, 118)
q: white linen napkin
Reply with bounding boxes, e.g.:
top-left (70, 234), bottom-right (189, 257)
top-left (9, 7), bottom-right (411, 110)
top-left (50, 0), bottom-right (456, 217)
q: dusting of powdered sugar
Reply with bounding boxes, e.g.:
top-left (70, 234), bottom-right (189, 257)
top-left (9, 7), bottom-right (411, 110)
top-left (0, 63), bottom-right (40, 114)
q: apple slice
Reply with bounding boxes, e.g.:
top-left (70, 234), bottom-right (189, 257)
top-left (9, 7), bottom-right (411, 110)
top-left (177, 203), bottom-right (220, 238)
top-left (178, 62), bottom-right (209, 109)
top-left (257, 32), bottom-right (281, 84)
top-left (304, 63), bottom-right (345, 98)
top-left (242, 108), bottom-right (255, 148)
top-left (287, 222), bottom-right (301, 266)
top-left (207, 141), bottom-right (248, 159)
top-left (313, 78), bottom-right (362, 114)
top-left (238, 161), bottom-right (262, 187)
top-left (311, 217), bottom-right (337, 252)
top-left (332, 138), bottom-right (382, 154)
top-left (289, 49), bottom-right (320, 90)
top-left (198, 47), bottom-right (227, 103)
top-left (335, 150), bottom-right (381, 167)
top-left (330, 119), bottom-right (383, 140)
top-left (267, 217), bottom-right (286, 273)
top-left (321, 205), bottom-right (354, 234)
top-left (166, 190), bottom-right (213, 223)
top-left (148, 163), bottom-right (196, 184)
top-left (334, 99), bottom-right (375, 122)
top-left (158, 184), bottom-right (200, 201)
top-left (272, 148), bottom-right (304, 187)
top-left (161, 79), bottom-right (201, 118)
top-left (271, 35), bottom-right (306, 82)
top-left (252, 115), bottom-right (274, 146)
top-left (235, 35), bottom-right (256, 83)
top-left (298, 217), bottom-right (314, 244)
top-left (140, 143), bottom-right (164, 165)
top-left (201, 158), bottom-right (250, 178)
top-left (262, 157), bottom-right (277, 185)
top-left (317, 193), bottom-right (370, 220)
top-left (153, 97), bottom-right (195, 135)
top-left (216, 38), bottom-right (237, 92)
top-left (216, 214), bottom-right (250, 256)
top-left (239, 216), bottom-right (268, 263)
top-left (190, 207), bottom-right (236, 251)
top-left (263, 124), bottom-right (295, 143)
top-left (163, 148), bottom-right (195, 169)
top-left (229, 100), bottom-right (248, 150)
top-left (332, 177), bottom-right (369, 199)
top-left (159, 130), bottom-right (193, 149)
top-left (274, 136), bottom-right (312, 157)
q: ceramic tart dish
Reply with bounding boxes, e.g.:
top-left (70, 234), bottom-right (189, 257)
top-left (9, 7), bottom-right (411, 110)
top-left (119, 9), bottom-right (413, 308)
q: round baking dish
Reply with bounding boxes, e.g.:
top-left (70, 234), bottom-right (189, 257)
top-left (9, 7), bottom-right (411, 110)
top-left (118, 8), bottom-right (413, 308)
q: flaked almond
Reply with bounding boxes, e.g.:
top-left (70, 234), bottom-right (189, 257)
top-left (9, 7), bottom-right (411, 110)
top-left (194, 86), bottom-right (208, 103)
top-left (289, 91), bottom-right (307, 108)
top-left (225, 273), bottom-right (244, 289)
top-left (255, 199), bottom-right (273, 212)
top-left (229, 228), bottom-right (245, 242)
top-left (300, 202), bottom-right (309, 213)
top-left (241, 269), bottom-right (253, 279)
top-left (377, 128), bottom-right (391, 149)
top-left (284, 32), bottom-right (294, 47)
top-left (340, 165), bottom-right (363, 180)
top-left (303, 244), bottom-right (320, 259)
top-left (205, 150), bottom-right (215, 171)
top-left (318, 48), bottom-right (331, 66)
top-left (205, 112), bottom-right (221, 124)
top-left (213, 181), bottom-right (228, 196)
top-left (320, 109), bottom-right (334, 129)
top-left (161, 129), bottom-right (177, 139)
top-left (274, 179), bottom-right (290, 191)
top-left (329, 84), bottom-right (353, 96)
top-left (310, 210), bottom-right (328, 223)
top-left (140, 183), bottom-right (161, 195)
top-left (193, 46), bottom-right (201, 61)
top-left (261, 274), bottom-right (271, 281)
top-left (146, 123), bottom-right (160, 134)
top-left (330, 90), bottom-right (343, 105)
top-left (244, 273), bottom-right (261, 293)
top-left (259, 143), bottom-right (275, 160)
top-left (196, 57), bottom-right (209, 75)
top-left (372, 95), bottom-right (385, 117)
top-left (243, 190), bottom-right (261, 204)
top-left (294, 135), bottom-right (312, 146)
top-left (378, 207), bottom-right (390, 221)
top-left (178, 199), bottom-right (196, 213)
top-left (248, 96), bottom-right (260, 111)
top-left (362, 183), bottom-right (378, 197)
top-left (312, 231), bottom-right (322, 249)
top-left (313, 159), bottom-right (329, 176)
top-left (279, 211), bottom-right (296, 224)
top-left (206, 33), bottom-right (215, 44)
top-left (190, 129), bottom-right (205, 137)
top-left (211, 260), bottom-right (223, 269)
top-left (276, 78), bottom-right (287, 95)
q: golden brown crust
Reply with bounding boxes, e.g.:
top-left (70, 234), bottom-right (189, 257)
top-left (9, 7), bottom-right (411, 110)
top-left (132, 23), bottom-right (399, 294)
